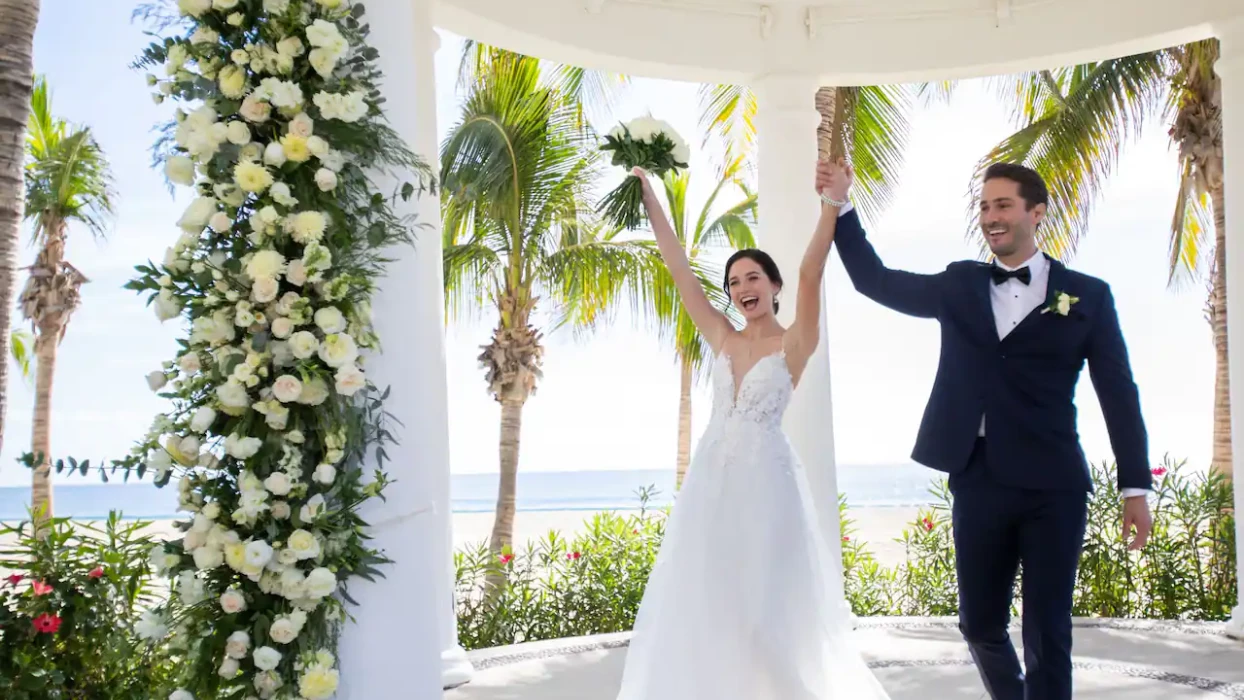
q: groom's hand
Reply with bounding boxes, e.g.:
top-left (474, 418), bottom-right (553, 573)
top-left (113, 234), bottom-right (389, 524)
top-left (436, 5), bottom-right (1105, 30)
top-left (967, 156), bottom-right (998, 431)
top-left (1122, 496), bottom-right (1152, 550)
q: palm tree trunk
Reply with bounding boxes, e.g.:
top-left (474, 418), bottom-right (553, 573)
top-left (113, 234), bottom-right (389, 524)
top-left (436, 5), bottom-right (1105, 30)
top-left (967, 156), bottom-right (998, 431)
top-left (675, 357), bottom-right (693, 489)
top-left (0, 0), bottom-right (40, 457)
top-left (489, 396), bottom-right (524, 554)
top-left (30, 324), bottom-right (56, 524)
top-left (815, 86), bottom-right (857, 163)
top-left (1210, 180), bottom-right (1232, 482)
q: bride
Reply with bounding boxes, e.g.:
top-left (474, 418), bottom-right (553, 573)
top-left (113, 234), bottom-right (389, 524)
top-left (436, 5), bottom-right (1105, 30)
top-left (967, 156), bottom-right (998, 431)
top-left (615, 160), bottom-right (890, 700)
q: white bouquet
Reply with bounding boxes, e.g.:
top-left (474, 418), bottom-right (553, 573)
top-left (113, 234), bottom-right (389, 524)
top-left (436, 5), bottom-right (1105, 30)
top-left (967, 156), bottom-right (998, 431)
top-left (598, 115), bottom-right (690, 229)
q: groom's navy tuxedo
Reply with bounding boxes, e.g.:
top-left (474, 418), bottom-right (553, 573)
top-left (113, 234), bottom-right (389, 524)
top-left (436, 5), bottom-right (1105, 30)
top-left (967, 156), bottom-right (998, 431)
top-left (833, 208), bottom-right (1151, 700)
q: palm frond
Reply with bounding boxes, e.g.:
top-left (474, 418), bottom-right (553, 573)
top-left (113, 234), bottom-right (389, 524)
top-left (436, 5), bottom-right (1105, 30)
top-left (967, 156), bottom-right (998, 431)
top-left (972, 53), bottom-right (1170, 261)
top-left (9, 328), bottom-right (34, 380)
top-left (443, 241), bottom-right (503, 324)
top-left (849, 84), bottom-right (913, 224)
top-left (1167, 168), bottom-right (1215, 289)
top-left (697, 83), bottom-right (756, 160)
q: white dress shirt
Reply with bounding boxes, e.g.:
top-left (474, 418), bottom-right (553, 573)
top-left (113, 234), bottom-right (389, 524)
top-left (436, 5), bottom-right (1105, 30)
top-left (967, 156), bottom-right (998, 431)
top-left (836, 203), bottom-right (1147, 498)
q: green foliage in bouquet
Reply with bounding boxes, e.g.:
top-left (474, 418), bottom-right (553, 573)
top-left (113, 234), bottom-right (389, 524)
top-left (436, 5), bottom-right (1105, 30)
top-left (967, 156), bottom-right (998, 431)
top-left (0, 513), bottom-right (174, 699)
top-left (598, 116), bottom-right (690, 230)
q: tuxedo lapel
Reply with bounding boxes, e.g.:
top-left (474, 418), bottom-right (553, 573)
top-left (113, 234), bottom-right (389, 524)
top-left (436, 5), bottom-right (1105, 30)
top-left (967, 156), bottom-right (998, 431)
top-left (972, 263), bottom-right (999, 342)
top-left (1005, 255), bottom-right (1063, 341)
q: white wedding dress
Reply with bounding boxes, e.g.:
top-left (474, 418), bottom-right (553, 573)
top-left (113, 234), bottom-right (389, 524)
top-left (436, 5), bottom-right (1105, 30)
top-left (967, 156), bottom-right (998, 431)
top-left (616, 349), bottom-right (891, 700)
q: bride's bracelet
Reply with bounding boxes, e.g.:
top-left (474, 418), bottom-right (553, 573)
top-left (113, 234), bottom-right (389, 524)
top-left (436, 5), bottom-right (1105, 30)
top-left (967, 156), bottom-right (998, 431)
top-left (819, 191), bottom-right (848, 208)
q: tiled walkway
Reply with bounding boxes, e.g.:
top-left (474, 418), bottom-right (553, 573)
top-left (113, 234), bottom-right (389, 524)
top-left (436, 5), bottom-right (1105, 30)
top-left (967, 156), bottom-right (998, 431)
top-left (448, 618), bottom-right (1244, 699)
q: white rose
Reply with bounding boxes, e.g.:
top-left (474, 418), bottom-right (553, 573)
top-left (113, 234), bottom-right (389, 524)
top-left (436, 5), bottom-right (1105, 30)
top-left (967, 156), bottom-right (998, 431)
top-left (247, 250), bottom-right (287, 281)
top-left (287, 529), bottom-right (321, 560)
top-left (314, 168), bottom-right (337, 191)
top-left (226, 120), bottom-right (251, 146)
top-left (269, 618), bottom-right (300, 644)
top-left (334, 364), bottom-right (365, 396)
top-left (190, 406), bottom-right (217, 433)
top-left (177, 197), bottom-right (217, 232)
top-left (177, 0), bottom-right (211, 16)
top-left (227, 10), bottom-right (244, 25)
top-left (299, 666), bottom-right (340, 700)
top-left (252, 277), bottom-right (279, 303)
top-left (220, 588), bottom-right (247, 614)
top-left (319, 150), bottom-right (345, 172)
top-left (168, 690), bottom-right (195, 700)
top-left (209, 211), bottom-right (232, 233)
top-left (289, 112), bottom-right (314, 137)
top-left (300, 494), bottom-right (326, 522)
top-left (309, 48), bottom-right (339, 78)
top-left (225, 630), bottom-right (251, 659)
top-left (272, 375), bottom-right (303, 403)
top-left (218, 65), bottom-right (247, 99)
top-left (285, 259), bottom-right (308, 286)
top-left (298, 377), bottom-right (330, 406)
top-left (213, 0), bottom-right (239, 9)
top-left (277, 36), bottom-right (305, 58)
top-left (313, 463), bottom-right (336, 485)
top-left (224, 433), bottom-right (262, 459)
top-left (253, 646), bottom-right (281, 671)
top-left (244, 540), bottom-right (274, 569)
top-left (288, 331), bottom-right (319, 359)
top-left (263, 141), bottom-right (287, 167)
top-left (253, 671), bottom-right (283, 696)
top-left (317, 333), bottom-right (358, 368)
top-left (270, 500), bottom-right (291, 519)
top-left (263, 0), bottom-right (289, 13)
top-left (306, 135), bottom-right (329, 157)
top-left (179, 435), bottom-right (201, 461)
top-left (270, 181), bottom-right (297, 206)
top-left (154, 289), bottom-right (182, 322)
top-left (304, 567), bottom-right (337, 598)
top-left (194, 545), bottom-right (224, 570)
top-left (231, 48), bottom-right (249, 65)
top-left (179, 352), bottom-right (201, 374)
top-left (218, 657), bottom-right (240, 678)
top-left (202, 502), bottom-right (221, 520)
top-left (313, 307), bottom-right (346, 333)
top-left (147, 371), bottom-right (168, 392)
top-left (165, 156), bottom-right (195, 186)
top-left (239, 96), bottom-right (271, 123)
top-left (216, 382), bottom-right (250, 413)
top-left (271, 317), bottom-right (294, 339)
top-left (1056, 294), bottom-right (1072, 315)
top-left (264, 471), bottom-right (293, 496)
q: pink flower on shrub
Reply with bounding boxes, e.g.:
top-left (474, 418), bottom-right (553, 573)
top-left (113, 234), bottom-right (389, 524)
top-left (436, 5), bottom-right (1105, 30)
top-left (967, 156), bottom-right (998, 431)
top-left (31, 580), bottom-right (53, 596)
top-left (1151, 467), bottom-right (1167, 477)
top-left (4, 573), bottom-right (21, 586)
top-left (567, 551), bottom-right (581, 561)
top-left (32, 613), bottom-right (61, 634)
top-left (842, 536), bottom-right (850, 543)
top-left (921, 517), bottom-right (935, 532)
top-left (88, 566), bottom-right (105, 579)
top-left (498, 554), bottom-right (513, 565)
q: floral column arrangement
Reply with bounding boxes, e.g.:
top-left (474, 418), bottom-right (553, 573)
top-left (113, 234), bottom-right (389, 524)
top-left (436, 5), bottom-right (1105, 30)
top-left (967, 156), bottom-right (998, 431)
top-left (123, 0), bottom-right (430, 697)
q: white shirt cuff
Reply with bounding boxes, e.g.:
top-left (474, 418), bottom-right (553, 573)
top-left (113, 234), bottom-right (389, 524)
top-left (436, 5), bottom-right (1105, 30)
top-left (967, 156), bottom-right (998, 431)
top-left (1120, 487), bottom-right (1149, 500)
top-left (837, 201), bottom-right (854, 216)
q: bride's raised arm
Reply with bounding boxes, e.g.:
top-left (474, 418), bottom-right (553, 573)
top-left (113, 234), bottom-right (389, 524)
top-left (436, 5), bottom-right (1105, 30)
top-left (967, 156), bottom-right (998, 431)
top-left (634, 167), bottom-right (734, 353)
top-left (787, 158), bottom-right (853, 369)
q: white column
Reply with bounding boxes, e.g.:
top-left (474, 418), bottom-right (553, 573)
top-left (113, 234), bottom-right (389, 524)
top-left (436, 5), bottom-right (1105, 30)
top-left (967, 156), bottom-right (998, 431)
top-left (338, 0), bottom-right (471, 696)
top-left (1217, 14), bottom-right (1244, 642)
top-left (754, 75), bottom-right (847, 606)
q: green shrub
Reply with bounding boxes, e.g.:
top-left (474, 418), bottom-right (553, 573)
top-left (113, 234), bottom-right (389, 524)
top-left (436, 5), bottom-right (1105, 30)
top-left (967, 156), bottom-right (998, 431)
top-left (0, 512), bottom-right (175, 699)
top-left (457, 458), bottom-right (1237, 649)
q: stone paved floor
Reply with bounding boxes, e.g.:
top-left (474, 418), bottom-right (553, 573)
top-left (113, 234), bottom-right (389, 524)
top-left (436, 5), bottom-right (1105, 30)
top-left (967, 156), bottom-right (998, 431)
top-left (447, 618), bottom-right (1244, 699)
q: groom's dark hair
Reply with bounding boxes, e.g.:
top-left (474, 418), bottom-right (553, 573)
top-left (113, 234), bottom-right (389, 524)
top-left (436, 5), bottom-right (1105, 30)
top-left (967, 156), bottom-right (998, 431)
top-left (983, 162), bottom-right (1049, 211)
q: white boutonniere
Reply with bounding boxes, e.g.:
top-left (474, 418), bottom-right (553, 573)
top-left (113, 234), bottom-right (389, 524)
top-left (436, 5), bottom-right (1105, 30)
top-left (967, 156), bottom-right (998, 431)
top-left (1042, 290), bottom-right (1079, 316)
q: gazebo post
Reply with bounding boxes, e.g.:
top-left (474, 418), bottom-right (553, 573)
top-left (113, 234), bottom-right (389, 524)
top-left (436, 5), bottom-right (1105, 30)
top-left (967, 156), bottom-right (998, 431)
top-left (1216, 14), bottom-right (1244, 642)
top-left (337, 0), bottom-right (472, 695)
top-left (754, 73), bottom-right (848, 609)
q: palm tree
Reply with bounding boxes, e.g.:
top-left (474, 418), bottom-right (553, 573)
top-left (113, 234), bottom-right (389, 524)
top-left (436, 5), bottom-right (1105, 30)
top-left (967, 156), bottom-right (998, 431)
top-left (0, 0), bottom-right (41, 458)
top-left (646, 157), bottom-right (755, 487)
top-left (975, 44), bottom-right (1232, 480)
top-left (22, 75), bottom-right (116, 523)
top-left (441, 48), bottom-right (676, 555)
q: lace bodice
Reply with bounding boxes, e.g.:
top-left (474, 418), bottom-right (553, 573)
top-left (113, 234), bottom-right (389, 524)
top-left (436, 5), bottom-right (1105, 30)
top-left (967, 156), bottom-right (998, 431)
top-left (710, 350), bottom-right (793, 429)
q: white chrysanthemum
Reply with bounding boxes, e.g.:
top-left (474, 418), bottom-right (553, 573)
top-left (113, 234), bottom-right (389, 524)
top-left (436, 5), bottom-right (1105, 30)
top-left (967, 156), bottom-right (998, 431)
top-left (318, 333), bottom-right (358, 368)
top-left (299, 666), bottom-right (340, 700)
top-left (279, 133), bottom-right (312, 162)
top-left (313, 90), bottom-right (369, 123)
top-left (288, 211), bottom-right (327, 243)
top-left (177, 197), bottom-right (217, 232)
top-left (218, 65), bottom-right (246, 99)
top-left (176, 570), bottom-right (207, 605)
top-left (164, 155), bottom-right (195, 186)
top-left (335, 364), bottom-right (365, 396)
top-left (234, 161), bottom-right (274, 194)
top-left (255, 77), bottom-right (304, 109)
top-left (193, 545), bottom-right (224, 570)
top-left (247, 249), bottom-right (287, 281)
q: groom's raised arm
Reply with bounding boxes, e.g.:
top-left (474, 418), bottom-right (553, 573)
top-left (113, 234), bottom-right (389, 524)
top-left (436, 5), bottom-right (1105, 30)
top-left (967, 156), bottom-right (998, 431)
top-left (833, 208), bottom-right (943, 319)
top-left (1086, 284), bottom-right (1153, 493)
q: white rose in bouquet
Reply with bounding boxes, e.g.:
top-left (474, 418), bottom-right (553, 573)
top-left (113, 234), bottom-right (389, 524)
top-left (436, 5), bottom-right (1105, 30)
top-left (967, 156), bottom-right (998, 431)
top-left (598, 115), bottom-right (690, 229)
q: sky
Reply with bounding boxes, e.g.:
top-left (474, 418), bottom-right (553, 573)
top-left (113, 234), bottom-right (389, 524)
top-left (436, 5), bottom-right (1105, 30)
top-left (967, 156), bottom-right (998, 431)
top-left (0, 1), bottom-right (1214, 489)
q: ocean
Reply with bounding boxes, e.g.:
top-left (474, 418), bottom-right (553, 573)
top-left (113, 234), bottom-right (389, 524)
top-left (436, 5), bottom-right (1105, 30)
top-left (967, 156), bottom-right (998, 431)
top-left (0, 464), bottom-right (939, 521)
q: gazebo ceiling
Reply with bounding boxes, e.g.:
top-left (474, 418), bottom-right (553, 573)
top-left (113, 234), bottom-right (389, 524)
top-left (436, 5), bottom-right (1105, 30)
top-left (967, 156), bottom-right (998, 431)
top-left (436, 0), bottom-right (1240, 85)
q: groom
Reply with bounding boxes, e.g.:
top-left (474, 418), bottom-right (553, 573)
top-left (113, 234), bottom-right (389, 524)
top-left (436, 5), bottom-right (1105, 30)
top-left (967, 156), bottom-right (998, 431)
top-left (820, 161), bottom-right (1153, 700)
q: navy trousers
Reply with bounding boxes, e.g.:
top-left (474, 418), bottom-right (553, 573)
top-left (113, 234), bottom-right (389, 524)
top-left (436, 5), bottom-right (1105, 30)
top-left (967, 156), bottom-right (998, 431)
top-left (949, 439), bottom-right (1089, 700)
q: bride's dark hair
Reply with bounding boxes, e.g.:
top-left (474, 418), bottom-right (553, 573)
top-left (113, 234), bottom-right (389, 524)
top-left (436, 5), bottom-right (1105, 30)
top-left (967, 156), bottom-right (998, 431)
top-left (723, 249), bottom-right (784, 314)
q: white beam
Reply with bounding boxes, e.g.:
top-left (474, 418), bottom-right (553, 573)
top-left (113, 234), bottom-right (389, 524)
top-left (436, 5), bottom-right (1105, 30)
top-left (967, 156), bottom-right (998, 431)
top-left (753, 75), bottom-right (850, 620)
top-left (337, 0), bottom-right (469, 695)
top-left (1214, 12), bottom-right (1244, 642)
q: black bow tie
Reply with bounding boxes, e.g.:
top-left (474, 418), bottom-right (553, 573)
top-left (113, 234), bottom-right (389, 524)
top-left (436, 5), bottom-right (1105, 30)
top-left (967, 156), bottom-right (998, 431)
top-left (991, 265), bottom-right (1031, 285)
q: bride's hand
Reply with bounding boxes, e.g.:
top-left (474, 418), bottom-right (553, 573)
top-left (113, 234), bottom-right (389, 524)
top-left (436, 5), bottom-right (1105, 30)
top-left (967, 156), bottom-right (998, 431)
top-left (814, 157), bottom-right (853, 204)
top-left (632, 166), bottom-right (657, 202)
